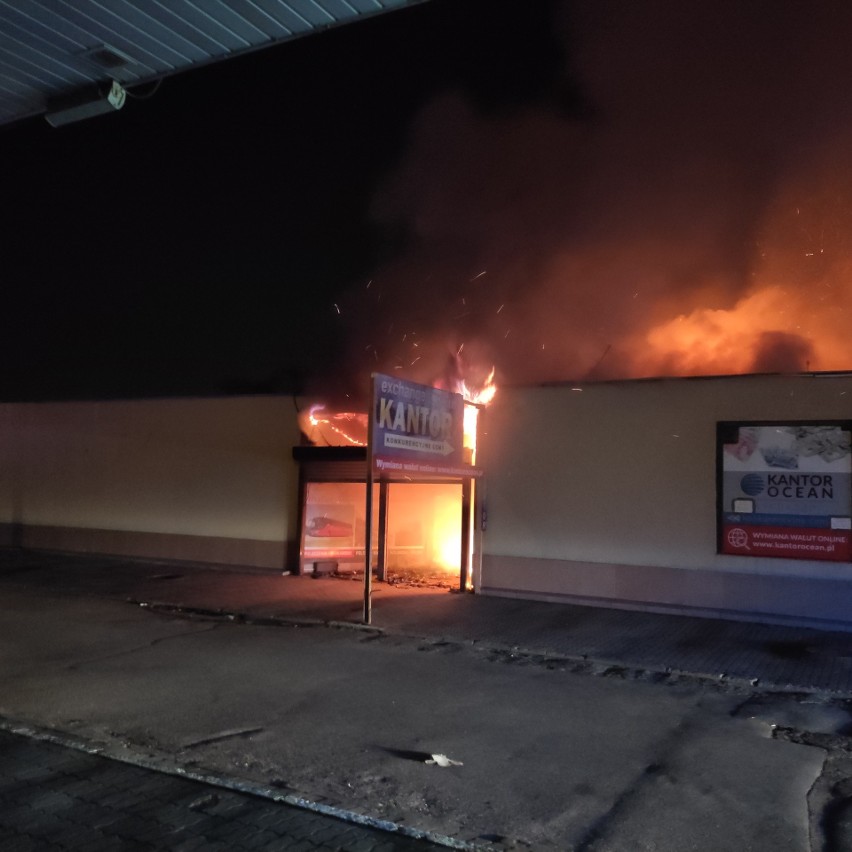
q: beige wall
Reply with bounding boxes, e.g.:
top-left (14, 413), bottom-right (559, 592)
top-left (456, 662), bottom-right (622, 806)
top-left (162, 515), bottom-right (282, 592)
top-left (0, 396), bottom-right (301, 569)
top-left (479, 374), bottom-right (852, 627)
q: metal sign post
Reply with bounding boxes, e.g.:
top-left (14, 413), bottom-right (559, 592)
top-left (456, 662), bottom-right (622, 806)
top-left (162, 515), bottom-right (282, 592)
top-left (364, 375), bottom-right (376, 624)
top-left (363, 464), bottom-right (374, 624)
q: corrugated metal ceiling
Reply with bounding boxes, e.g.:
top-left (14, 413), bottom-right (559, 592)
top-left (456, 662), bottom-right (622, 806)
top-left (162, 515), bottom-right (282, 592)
top-left (0, 0), bottom-right (422, 128)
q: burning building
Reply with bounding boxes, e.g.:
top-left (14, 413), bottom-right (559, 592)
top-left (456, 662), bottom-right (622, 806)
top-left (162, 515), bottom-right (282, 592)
top-left (0, 370), bottom-right (849, 630)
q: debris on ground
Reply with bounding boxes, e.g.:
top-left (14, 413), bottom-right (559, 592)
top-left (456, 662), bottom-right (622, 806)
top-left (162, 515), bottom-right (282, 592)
top-left (425, 754), bottom-right (463, 767)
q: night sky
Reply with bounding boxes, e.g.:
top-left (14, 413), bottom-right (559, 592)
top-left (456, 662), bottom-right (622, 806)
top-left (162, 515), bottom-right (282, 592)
top-left (4, 0), bottom-right (852, 405)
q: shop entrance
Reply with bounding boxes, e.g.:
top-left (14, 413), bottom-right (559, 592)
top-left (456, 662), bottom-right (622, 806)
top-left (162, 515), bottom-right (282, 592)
top-left (300, 479), bottom-right (464, 586)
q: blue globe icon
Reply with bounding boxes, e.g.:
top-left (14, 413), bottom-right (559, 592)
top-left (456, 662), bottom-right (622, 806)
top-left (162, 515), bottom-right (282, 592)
top-left (740, 473), bottom-right (765, 496)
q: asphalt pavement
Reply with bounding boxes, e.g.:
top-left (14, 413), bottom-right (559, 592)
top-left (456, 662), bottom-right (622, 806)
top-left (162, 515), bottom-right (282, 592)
top-left (1, 547), bottom-right (850, 696)
top-left (1, 548), bottom-right (852, 850)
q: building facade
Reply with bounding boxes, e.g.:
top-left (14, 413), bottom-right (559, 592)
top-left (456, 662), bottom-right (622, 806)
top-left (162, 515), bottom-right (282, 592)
top-left (1, 373), bottom-right (849, 630)
top-left (0, 396), bottom-right (301, 570)
top-left (478, 373), bottom-right (852, 630)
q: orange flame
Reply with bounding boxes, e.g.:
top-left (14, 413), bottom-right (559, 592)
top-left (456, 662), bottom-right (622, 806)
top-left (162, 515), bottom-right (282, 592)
top-left (300, 364), bottom-right (497, 451)
top-left (459, 366), bottom-right (497, 406)
top-left (638, 282), bottom-right (850, 376)
top-left (458, 366), bottom-right (497, 462)
top-left (299, 405), bottom-right (368, 447)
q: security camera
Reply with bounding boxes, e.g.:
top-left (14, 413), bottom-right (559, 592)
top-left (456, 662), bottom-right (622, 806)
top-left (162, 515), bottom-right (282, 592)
top-left (45, 80), bottom-right (126, 128)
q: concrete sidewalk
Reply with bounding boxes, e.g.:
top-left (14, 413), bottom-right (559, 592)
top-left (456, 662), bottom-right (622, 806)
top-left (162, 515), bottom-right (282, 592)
top-left (2, 547), bottom-right (852, 850)
top-left (2, 547), bottom-right (851, 696)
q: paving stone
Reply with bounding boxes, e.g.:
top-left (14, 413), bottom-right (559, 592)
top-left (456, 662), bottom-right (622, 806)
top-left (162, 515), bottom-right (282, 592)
top-left (311, 823), bottom-right (361, 845)
top-left (370, 842), bottom-right (408, 852)
top-left (0, 839), bottom-right (44, 852)
top-left (247, 828), bottom-right (287, 848)
top-left (99, 815), bottom-right (159, 841)
top-left (24, 791), bottom-right (76, 812)
top-left (275, 839), bottom-right (320, 852)
top-left (76, 838), bottom-right (133, 852)
top-left (8, 813), bottom-right (62, 837)
top-left (168, 839), bottom-right (210, 852)
top-left (169, 839), bottom-right (213, 852)
top-left (248, 808), bottom-right (305, 830)
top-left (0, 807), bottom-right (33, 823)
top-left (342, 838), bottom-right (389, 852)
top-left (51, 826), bottom-right (111, 849)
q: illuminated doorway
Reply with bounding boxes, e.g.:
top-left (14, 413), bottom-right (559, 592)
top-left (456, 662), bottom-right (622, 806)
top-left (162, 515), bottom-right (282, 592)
top-left (298, 475), bottom-right (464, 586)
top-left (384, 482), bottom-right (463, 582)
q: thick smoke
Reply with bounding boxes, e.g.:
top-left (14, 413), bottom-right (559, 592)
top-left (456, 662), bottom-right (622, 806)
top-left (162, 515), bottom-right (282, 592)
top-left (751, 332), bottom-right (815, 374)
top-left (333, 0), bottom-right (852, 395)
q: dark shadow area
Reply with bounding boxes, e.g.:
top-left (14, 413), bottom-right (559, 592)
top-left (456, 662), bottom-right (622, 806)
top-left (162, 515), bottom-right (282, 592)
top-left (765, 640), bottom-right (814, 660)
top-left (822, 793), bottom-right (852, 852)
top-left (376, 747), bottom-right (434, 763)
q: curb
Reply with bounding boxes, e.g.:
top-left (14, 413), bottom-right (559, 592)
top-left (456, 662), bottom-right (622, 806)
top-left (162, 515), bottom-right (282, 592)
top-left (0, 715), bottom-right (480, 851)
top-left (130, 599), bottom-right (852, 700)
top-left (131, 599), bottom-right (388, 636)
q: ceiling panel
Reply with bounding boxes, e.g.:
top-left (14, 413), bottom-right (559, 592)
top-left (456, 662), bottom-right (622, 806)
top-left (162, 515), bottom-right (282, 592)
top-left (0, 0), bottom-right (423, 128)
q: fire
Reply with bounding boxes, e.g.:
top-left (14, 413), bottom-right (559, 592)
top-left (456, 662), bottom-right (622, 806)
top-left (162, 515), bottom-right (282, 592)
top-left (460, 366), bottom-right (497, 406)
top-left (621, 188), bottom-right (852, 378)
top-left (639, 282), bottom-right (850, 376)
top-left (458, 366), bottom-right (496, 462)
top-left (643, 288), bottom-right (791, 375)
top-left (299, 405), bottom-right (367, 446)
top-left (432, 487), bottom-right (463, 572)
top-left (299, 361), bottom-right (496, 591)
top-left (300, 362), bottom-right (497, 451)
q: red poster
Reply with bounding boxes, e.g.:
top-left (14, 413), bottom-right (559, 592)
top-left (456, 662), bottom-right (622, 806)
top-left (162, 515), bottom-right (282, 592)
top-left (721, 523), bottom-right (852, 561)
